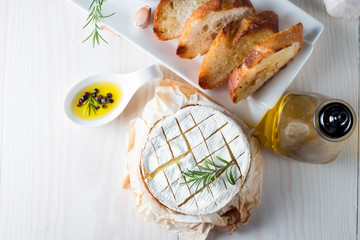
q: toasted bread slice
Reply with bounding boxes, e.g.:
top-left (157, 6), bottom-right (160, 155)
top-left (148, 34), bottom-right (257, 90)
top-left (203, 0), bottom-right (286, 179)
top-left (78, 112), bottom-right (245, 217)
top-left (228, 23), bottom-right (303, 103)
top-left (153, 0), bottom-right (210, 40)
top-left (198, 11), bottom-right (279, 89)
top-left (176, 0), bottom-right (255, 59)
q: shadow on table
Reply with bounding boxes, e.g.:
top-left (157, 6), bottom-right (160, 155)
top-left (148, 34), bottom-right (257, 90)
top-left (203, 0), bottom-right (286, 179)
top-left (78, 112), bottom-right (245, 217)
top-left (207, 148), bottom-right (292, 239)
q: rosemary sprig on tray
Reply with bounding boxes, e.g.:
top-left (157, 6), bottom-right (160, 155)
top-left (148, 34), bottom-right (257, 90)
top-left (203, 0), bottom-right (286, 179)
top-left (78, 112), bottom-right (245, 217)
top-left (83, 0), bottom-right (115, 47)
top-left (181, 156), bottom-right (237, 192)
top-left (80, 95), bottom-right (101, 116)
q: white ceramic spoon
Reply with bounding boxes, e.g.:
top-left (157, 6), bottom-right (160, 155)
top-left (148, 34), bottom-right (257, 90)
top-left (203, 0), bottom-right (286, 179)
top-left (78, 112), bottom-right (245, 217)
top-left (63, 64), bottom-right (163, 127)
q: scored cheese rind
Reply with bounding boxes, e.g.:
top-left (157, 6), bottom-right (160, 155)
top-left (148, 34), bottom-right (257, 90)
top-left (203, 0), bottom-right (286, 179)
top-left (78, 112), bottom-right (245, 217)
top-left (141, 105), bottom-right (251, 215)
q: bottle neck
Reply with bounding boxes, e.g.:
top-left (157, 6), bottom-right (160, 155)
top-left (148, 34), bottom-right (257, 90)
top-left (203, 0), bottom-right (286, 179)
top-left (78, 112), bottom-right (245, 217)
top-left (314, 99), bottom-right (356, 142)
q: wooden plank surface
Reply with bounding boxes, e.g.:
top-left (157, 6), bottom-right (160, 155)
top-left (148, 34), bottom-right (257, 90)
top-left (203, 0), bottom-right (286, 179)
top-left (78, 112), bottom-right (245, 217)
top-left (0, 0), bottom-right (358, 240)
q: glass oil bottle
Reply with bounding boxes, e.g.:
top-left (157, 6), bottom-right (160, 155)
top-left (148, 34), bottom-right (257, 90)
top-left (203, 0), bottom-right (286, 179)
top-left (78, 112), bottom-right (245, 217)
top-left (255, 92), bottom-right (356, 163)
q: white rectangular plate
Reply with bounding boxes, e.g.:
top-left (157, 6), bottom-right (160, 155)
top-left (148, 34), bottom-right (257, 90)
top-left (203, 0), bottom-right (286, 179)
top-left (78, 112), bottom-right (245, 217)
top-left (70, 0), bottom-right (323, 126)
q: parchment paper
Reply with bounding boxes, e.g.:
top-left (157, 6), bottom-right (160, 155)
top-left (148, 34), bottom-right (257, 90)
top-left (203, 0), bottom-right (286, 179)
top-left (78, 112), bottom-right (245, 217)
top-left (119, 79), bottom-right (263, 240)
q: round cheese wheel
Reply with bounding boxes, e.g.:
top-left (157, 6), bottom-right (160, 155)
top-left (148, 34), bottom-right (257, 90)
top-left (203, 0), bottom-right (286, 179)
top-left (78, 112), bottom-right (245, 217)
top-left (141, 105), bottom-right (251, 215)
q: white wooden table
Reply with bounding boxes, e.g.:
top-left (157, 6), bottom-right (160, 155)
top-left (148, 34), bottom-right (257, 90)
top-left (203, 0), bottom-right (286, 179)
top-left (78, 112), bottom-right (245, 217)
top-left (0, 0), bottom-right (358, 239)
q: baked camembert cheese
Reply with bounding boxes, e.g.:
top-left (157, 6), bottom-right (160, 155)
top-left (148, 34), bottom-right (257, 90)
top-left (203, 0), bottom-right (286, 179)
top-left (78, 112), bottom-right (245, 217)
top-left (141, 105), bottom-right (251, 215)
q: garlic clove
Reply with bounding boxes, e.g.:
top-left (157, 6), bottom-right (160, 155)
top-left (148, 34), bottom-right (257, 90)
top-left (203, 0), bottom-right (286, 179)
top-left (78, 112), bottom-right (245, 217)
top-left (323, 0), bottom-right (360, 20)
top-left (134, 6), bottom-right (151, 29)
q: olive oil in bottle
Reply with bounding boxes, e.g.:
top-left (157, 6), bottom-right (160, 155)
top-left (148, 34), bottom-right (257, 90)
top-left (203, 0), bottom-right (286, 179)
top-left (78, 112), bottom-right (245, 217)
top-left (255, 92), bottom-right (356, 163)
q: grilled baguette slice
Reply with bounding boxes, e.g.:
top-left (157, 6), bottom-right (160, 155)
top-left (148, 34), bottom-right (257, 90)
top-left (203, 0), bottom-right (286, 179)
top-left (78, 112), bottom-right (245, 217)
top-left (198, 11), bottom-right (279, 89)
top-left (229, 23), bottom-right (303, 103)
top-left (153, 0), bottom-right (210, 40)
top-left (176, 0), bottom-right (255, 59)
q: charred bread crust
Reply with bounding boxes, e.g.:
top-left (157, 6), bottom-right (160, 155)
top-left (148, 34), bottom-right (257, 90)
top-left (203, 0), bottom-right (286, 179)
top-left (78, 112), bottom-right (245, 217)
top-left (153, 0), bottom-right (171, 40)
top-left (228, 23), bottom-right (303, 103)
top-left (185, 0), bottom-right (254, 25)
top-left (198, 11), bottom-right (279, 89)
top-left (176, 0), bottom-right (255, 59)
top-left (243, 23), bottom-right (303, 69)
top-left (233, 11), bottom-right (279, 42)
top-left (176, 45), bottom-right (187, 56)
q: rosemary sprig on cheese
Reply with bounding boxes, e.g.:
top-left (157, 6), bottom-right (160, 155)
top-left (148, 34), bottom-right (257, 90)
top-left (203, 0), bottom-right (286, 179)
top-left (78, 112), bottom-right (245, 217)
top-left (181, 156), bottom-right (237, 192)
top-left (83, 0), bottom-right (115, 47)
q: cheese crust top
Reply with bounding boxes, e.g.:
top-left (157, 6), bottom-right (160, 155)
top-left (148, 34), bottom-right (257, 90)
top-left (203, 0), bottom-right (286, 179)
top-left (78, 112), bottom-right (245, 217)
top-left (141, 105), bottom-right (251, 215)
